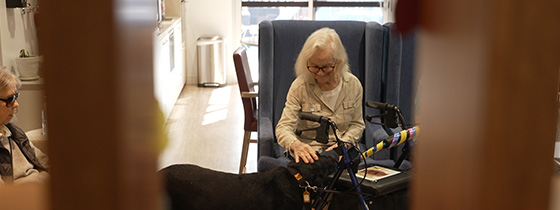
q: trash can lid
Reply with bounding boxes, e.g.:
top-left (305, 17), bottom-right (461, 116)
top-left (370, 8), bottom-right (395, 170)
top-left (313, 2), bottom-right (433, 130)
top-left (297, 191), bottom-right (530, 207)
top-left (197, 36), bottom-right (223, 45)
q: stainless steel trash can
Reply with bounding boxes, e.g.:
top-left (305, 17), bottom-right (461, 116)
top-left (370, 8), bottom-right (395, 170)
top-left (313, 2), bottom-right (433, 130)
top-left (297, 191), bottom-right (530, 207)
top-left (197, 36), bottom-right (226, 87)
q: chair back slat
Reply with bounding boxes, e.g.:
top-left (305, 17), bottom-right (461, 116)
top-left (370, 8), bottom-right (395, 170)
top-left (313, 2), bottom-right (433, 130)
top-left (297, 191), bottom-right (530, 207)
top-left (234, 46), bottom-right (258, 131)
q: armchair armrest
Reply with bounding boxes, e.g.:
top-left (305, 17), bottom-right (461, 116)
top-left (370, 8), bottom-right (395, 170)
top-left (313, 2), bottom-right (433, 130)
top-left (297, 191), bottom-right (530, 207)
top-left (241, 91), bottom-right (258, 98)
top-left (26, 128), bottom-right (48, 155)
top-left (258, 117), bottom-right (276, 158)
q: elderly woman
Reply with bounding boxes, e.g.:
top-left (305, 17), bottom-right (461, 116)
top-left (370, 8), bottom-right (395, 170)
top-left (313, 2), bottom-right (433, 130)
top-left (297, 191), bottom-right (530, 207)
top-left (276, 27), bottom-right (365, 164)
top-left (0, 69), bottom-right (49, 185)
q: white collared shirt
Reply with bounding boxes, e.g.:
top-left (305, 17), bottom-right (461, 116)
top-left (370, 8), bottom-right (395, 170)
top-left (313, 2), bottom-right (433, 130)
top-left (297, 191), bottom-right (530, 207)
top-left (0, 125), bottom-right (12, 152)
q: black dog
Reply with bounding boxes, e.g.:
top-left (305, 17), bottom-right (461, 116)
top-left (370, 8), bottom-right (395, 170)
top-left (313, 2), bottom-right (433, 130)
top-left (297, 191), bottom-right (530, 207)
top-left (159, 156), bottom-right (338, 210)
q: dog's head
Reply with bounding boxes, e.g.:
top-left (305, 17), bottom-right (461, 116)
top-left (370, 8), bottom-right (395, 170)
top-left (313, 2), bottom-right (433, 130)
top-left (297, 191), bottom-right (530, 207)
top-left (287, 155), bottom-right (338, 187)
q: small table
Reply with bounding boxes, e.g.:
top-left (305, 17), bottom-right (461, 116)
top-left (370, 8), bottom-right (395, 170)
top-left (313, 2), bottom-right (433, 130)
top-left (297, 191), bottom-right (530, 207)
top-left (329, 167), bottom-right (411, 209)
top-left (336, 169), bottom-right (410, 195)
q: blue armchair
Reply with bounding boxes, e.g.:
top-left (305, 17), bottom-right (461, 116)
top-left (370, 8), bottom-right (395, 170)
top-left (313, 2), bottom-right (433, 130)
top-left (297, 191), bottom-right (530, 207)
top-left (257, 20), bottom-right (416, 172)
top-left (257, 20), bottom-right (388, 172)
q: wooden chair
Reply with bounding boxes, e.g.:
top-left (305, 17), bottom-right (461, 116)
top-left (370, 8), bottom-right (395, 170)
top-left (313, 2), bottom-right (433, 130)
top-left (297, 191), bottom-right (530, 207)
top-left (233, 46), bottom-right (258, 174)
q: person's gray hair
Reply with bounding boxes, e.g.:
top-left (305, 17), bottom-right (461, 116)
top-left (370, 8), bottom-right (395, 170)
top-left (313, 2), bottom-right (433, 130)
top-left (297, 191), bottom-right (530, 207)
top-left (294, 27), bottom-right (350, 81)
top-left (0, 69), bottom-right (21, 92)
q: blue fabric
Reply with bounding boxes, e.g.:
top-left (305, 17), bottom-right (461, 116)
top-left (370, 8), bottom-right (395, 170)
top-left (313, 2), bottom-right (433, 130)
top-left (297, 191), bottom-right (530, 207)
top-left (373, 23), bottom-right (417, 161)
top-left (384, 23), bottom-right (416, 126)
top-left (257, 156), bottom-right (291, 172)
top-left (364, 22), bottom-right (386, 151)
top-left (258, 21), bottom-right (275, 160)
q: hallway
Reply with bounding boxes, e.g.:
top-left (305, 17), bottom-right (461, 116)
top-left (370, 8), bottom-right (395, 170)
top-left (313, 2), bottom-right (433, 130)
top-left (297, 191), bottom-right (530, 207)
top-left (158, 84), bottom-right (258, 174)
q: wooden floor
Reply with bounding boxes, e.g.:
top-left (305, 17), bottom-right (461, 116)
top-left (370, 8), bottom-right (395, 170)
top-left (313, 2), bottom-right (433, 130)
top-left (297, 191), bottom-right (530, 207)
top-left (158, 84), bottom-right (257, 174)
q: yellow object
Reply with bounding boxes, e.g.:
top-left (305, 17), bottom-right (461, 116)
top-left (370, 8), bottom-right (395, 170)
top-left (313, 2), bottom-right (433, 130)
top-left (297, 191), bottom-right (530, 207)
top-left (303, 190), bottom-right (311, 203)
top-left (154, 101), bottom-right (169, 154)
top-left (360, 126), bottom-right (421, 159)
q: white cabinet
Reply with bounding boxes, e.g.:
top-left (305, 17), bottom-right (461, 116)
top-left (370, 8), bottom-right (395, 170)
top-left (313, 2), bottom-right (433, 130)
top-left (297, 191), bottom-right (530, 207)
top-left (154, 18), bottom-right (185, 119)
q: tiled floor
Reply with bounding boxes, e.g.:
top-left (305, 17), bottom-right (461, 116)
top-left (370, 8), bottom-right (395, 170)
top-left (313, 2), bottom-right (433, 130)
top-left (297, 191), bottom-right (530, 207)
top-left (158, 84), bottom-right (257, 174)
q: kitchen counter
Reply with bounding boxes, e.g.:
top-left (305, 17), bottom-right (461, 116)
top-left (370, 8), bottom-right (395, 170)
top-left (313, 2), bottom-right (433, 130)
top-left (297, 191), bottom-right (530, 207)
top-left (153, 16), bottom-right (184, 119)
top-left (156, 17), bottom-right (181, 37)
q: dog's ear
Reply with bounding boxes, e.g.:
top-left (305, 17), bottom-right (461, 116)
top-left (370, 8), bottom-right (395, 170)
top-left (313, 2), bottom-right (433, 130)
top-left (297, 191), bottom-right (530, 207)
top-left (313, 156), bottom-right (338, 186)
top-left (294, 156), bottom-right (337, 186)
top-left (288, 155), bottom-right (338, 186)
top-left (315, 155), bottom-right (338, 172)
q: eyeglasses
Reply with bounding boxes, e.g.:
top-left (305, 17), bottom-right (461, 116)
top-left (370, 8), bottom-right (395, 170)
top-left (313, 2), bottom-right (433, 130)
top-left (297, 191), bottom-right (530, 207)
top-left (0, 92), bottom-right (19, 108)
top-left (307, 64), bottom-right (336, 74)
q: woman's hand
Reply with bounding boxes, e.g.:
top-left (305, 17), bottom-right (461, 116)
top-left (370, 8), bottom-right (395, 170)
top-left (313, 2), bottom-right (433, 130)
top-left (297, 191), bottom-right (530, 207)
top-left (325, 143), bottom-right (343, 162)
top-left (325, 142), bottom-right (352, 152)
top-left (325, 143), bottom-right (339, 152)
top-left (290, 140), bottom-right (319, 164)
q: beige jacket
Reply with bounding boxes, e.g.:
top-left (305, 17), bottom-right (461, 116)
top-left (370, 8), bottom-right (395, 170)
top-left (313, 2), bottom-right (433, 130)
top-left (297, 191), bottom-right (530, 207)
top-left (276, 72), bottom-right (365, 155)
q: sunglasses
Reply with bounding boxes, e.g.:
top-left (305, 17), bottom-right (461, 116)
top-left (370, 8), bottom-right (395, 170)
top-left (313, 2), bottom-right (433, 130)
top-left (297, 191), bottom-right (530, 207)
top-left (0, 92), bottom-right (19, 108)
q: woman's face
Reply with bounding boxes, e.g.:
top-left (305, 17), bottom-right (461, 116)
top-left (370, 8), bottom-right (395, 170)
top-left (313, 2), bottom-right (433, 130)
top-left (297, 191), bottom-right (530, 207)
top-left (0, 87), bottom-right (19, 125)
top-left (308, 47), bottom-right (337, 84)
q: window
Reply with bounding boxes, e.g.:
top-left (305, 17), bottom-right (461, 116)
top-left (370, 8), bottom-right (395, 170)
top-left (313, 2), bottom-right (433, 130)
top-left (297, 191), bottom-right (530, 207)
top-left (241, 0), bottom-right (384, 80)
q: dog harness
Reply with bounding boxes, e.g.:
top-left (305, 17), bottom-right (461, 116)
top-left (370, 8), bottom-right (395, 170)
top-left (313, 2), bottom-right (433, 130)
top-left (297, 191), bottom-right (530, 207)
top-left (286, 167), bottom-right (317, 204)
top-left (286, 167), bottom-right (309, 187)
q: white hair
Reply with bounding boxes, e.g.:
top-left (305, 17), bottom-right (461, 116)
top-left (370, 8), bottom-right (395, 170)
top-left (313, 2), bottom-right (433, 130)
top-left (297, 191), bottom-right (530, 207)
top-left (294, 27), bottom-right (350, 80)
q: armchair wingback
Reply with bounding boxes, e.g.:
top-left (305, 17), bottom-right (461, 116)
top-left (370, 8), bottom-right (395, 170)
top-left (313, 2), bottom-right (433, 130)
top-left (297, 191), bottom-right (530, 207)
top-left (384, 23), bottom-right (416, 127)
top-left (369, 23), bottom-right (417, 164)
top-left (258, 20), bottom-right (386, 172)
top-left (363, 21), bottom-right (387, 150)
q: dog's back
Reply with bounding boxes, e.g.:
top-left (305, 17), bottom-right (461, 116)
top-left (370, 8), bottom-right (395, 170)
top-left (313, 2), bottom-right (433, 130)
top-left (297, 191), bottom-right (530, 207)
top-left (160, 156), bottom-right (337, 210)
top-left (160, 164), bottom-right (302, 210)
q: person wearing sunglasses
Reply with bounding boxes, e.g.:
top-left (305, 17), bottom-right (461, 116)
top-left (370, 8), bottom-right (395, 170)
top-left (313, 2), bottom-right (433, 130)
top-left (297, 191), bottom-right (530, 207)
top-left (276, 28), bottom-right (365, 164)
top-left (0, 69), bottom-right (49, 185)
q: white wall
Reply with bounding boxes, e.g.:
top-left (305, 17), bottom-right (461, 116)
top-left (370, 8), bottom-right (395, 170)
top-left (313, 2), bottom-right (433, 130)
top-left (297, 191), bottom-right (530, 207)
top-left (182, 0), bottom-right (241, 85)
top-left (0, 0), bottom-right (40, 73)
top-left (165, 0), bottom-right (181, 18)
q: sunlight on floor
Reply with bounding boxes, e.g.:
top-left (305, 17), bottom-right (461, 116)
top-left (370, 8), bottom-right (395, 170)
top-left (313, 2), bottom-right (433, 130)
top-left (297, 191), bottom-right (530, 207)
top-left (159, 84), bottom-right (257, 173)
top-left (202, 86), bottom-right (231, 125)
